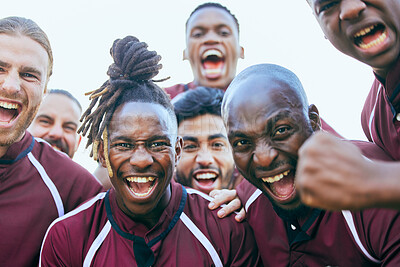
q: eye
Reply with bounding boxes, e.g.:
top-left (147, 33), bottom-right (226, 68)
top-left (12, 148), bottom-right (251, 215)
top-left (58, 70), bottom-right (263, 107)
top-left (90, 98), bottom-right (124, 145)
top-left (114, 143), bottom-right (134, 150)
top-left (273, 126), bottom-right (292, 139)
top-left (211, 141), bottom-right (226, 151)
top-left (219, 29), bottom-right (231, 37)
top-left (149, 141), bottom-right (170, 152)
top-left (183, 143), bottom-right (199, 152)
top-left (38, 119), bottom-right (51, 125)
top-left (318, 1), bottom-right (339, 14)
top-left (21, 72), bottom-right (39, 81)
top-left (64, 126), bottom-right (77, 133)
top-left (191, 29), bottom-right (204, 38)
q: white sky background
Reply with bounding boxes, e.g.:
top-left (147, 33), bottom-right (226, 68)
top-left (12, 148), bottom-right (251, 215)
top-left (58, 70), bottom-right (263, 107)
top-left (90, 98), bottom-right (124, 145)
top-left (3, 0), bottom-right (374, 172)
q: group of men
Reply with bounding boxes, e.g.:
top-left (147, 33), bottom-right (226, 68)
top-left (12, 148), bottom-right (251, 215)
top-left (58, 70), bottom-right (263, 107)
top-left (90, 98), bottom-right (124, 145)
top-left (1, 0), bottom-right (400, 266)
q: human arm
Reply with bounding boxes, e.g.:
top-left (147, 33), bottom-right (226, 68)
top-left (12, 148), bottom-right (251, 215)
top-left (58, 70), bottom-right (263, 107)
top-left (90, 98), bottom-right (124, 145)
top-left (296, 131), bottom-right (400, 210)
top-left (208, 189), bottom-right (246, 222)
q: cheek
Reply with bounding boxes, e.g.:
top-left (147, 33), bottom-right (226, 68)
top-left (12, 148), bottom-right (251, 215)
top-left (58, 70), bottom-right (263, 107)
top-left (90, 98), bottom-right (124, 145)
top-left (232, 153), bottom-right (250, 173)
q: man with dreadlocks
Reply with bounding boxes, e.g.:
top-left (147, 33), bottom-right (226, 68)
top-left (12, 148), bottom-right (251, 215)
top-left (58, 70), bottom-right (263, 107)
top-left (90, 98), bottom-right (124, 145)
top-left (0, 16), bottom-right (103, 267)
top-left (40, 36), bottom-right (261, 267)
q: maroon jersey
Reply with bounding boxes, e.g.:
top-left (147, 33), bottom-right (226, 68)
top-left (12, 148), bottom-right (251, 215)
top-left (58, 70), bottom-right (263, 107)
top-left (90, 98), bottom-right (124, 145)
top-left (164, 81), bottom-right (197, 100)
top-left (237, 141), bottom-right (400, 266)
top-left (361, 57), bottom-right (400, 160)
top-left (0, 131), bottom-right (103, 267)
top-left (40, 180), bottom-right (261, 267)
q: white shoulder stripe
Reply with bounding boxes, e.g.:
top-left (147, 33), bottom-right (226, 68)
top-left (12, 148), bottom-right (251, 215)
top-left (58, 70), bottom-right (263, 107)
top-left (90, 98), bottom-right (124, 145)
top-left (341, 210), bottom-right (380, 263)
top-left (83, 221), bottom-right (111, 267)
top-left (180, 212), bottom-right (223, 267)
top-left (39, 192), bottom-right (107, 267)
top-left (368, 84), bottom-right (382, 144)
top-left (186, 188), bottom-right (229, 210)
top-left (245, 189), bottom-right (262, 212)
top-left (28, 152), bottom-right (64, 217)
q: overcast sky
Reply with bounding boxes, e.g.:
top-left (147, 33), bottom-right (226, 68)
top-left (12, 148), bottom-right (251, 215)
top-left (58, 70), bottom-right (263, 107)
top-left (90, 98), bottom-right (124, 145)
top-left (4, 0), bottom-right (374, 171)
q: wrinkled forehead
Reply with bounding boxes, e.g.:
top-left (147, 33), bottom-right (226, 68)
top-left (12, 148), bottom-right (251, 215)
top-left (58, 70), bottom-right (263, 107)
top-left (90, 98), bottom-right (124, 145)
top-left (186, 6), bottom-right (238, 32)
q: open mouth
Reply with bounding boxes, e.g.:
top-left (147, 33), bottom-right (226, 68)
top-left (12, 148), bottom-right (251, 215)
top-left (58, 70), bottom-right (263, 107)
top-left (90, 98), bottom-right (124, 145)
top-left (126, 176), bottom-right (157, 197)
top-left (201, 49), bottom-right (225, 79)
top-left (261, 170), bottom-right (295, 201)
top-left (0, 101), bottom-right (21, 125)
top-left (194, 171), bottom-right (218, 187)
top-left (354, 23), bottom-right (387, 50)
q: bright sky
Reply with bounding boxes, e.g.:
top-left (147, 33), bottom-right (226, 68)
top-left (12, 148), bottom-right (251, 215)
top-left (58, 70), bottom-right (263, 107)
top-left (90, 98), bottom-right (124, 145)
top-left (4, 0), bottom-right (374, 172)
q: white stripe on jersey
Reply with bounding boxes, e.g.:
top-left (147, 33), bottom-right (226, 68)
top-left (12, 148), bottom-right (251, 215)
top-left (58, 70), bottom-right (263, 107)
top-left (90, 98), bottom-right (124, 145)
top-left (180, 212), bottom-right (223, 267)
top-left (245, 189), bottom-right (262, 212)
top-left (341, 210), bottom-right (380, 263)
top-left (186, 188), bottom-right (231, 210)
top-left (39, 192), bottom-right (107, 267)
top-left (368, 84), bottom-right (382, 144)
top-left (28, 152), bottom-right (64, 217)
top-left (83, 221), bottom-right (112, 267)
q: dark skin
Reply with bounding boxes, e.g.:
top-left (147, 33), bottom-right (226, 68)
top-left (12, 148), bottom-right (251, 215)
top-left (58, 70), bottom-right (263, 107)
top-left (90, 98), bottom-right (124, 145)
top-left (98, 102), bottom-right (182, 229)
top-left (222, 70), bottom-right (320, 214)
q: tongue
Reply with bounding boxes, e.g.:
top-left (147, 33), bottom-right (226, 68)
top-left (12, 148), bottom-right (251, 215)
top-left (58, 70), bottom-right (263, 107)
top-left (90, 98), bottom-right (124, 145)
top-left (203, 60), bottom-right (224, 79)
top-left (361, 28), bottom-right (384, 45)
top-left (269, 176), bottom-right (295, 198)
top-left (196, 179), bottom-right (215, 186)
top-left (128, 181), bottom-right (153, 194)
top-left (0, 107), bottom-right (16, 122)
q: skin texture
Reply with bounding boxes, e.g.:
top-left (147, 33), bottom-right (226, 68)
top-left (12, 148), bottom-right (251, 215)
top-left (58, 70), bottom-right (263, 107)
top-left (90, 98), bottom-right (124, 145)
top-left (184, 6), bottom-right (244, 89)
top-left (308, 0), bottom-right (400, 78)
top-left (98, 102), bottom-right (182, 228)
top-left (28, 93), bottom-right (81, 158)
top-left (297, 0), bottom-right (400, 210)
top-left (222, 69), bottom-right (317, 213)
top-left (0, 34), bottom-right (48, 157)
top-left (176, 113), bottom-right (235, 194)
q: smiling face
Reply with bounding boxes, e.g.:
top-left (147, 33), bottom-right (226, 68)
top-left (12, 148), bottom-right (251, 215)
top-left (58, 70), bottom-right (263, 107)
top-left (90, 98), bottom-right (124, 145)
top-left (184, 6), bottom-right (244, 89)
top-left (101, 102), bottom-right (181, 218)
top-left (308, 0), bottom-right (400, 77)
top-left (28, 93), bottom-right (81, 158)
top-left (0, 34), bottom-right (48, 155)
top-left (176, 113), bottom-right (235, 194)
top-left (224, 72), bottom-right (315, 211)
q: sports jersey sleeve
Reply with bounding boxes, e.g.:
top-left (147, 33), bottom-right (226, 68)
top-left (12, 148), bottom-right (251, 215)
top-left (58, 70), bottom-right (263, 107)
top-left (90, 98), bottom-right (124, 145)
top-left (40, 222), bottom-right (71, 267)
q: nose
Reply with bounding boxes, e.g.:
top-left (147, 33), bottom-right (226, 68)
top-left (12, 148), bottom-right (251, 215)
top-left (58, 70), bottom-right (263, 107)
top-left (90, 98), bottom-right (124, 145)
top-left (1, 71), bottom-right (21, 94)
top-left (253, 143), bottom-right (278, 168)
top-left (47, 124), bottom-right (64, 139)
top-left (130, 146), bottom-right (154, 169)
top-left (340, 0), bottom-right (366, 21)
top-left (196, 146), bottom-right (214, 167)
top-left (204, 31), bottom-right (221, 45)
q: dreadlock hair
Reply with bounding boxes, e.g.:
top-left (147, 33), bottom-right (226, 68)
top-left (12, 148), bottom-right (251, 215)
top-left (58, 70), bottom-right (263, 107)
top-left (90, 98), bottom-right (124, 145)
top-left (78, 36), bottom-right (173, 171)
top-left (186, 2), bottom-right (240, 33)
top-left (172, 86), bottom-right (224, 126)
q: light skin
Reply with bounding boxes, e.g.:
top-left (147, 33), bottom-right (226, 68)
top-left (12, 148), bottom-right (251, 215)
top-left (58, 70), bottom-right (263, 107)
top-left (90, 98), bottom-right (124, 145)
top-left (0, 33), bottom-right (49, 157)
top-left (184, 6), bottom-right (244, 89)
top-left (98, 102), bottom-right (182, 228)
top-left (176, 113), bottom-right (235, 194)
top-left (28, 93), bottom-right (81, 158)
top-left (297, 0), bottom-right (400, 210)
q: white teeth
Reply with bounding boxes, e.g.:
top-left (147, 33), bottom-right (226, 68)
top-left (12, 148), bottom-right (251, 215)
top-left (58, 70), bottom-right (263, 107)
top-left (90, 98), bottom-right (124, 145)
top-left (128, 184), bottom-right (154, 197)
top-left (202, 49), bottom-right (222, 59)
top-left (358, 30), bottom-right (387, 49)
top-left (126, 176), bottom-right (155, 183)
top-left (262, 170), bottom-right (290, 183)
top-left (0, 101), bottom-right (18, 110)
top-left (354, 24), bottom-right (376, 38)
top-left (205, 68), bottom-right (222, 75)
top-left (195, 172), bottom-right (217, 179)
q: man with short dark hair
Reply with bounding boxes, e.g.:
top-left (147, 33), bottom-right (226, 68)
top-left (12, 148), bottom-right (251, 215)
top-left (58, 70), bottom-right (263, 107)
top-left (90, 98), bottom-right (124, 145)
top-left (0, 16), bottom-right (103, 266)
top-left (222, 63), bottom-right (400, 265)
top-left (173, 87), bottom-right (240, 194)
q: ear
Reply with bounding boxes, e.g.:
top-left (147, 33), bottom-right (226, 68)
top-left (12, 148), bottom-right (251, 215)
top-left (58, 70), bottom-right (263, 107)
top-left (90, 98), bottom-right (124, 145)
top-left (308, 104), bottom-right (321, 131)
top-left (98, 141), bottom-right (107, 168)
top-left (75, 135), bottom-right (82, 151)
top-left (183, 48), bottom-right (189, 61)
top-left (239, 46), bottom-right (244, 59)
top-left (175, 136), bottom-right (183, 165)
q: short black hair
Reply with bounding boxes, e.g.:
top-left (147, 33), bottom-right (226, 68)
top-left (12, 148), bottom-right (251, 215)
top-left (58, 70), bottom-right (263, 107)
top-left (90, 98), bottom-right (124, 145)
top-left (186, 2), bottom-right (240, 33)
top-left (47, 89), bottom-right (82, 111)
top-left (173, 86), bottom-right (224, 126)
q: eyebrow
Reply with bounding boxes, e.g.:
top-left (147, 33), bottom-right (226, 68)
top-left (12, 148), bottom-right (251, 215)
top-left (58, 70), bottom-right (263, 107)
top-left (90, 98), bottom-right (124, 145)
top-left (36, 114), bottom-right (54, 122)
top-left (0, 60), bottom-right (43, 78)
top-left (182, 136), bottom-right (199, 143)
top-left (208, 133), bottom-right (227, 141)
